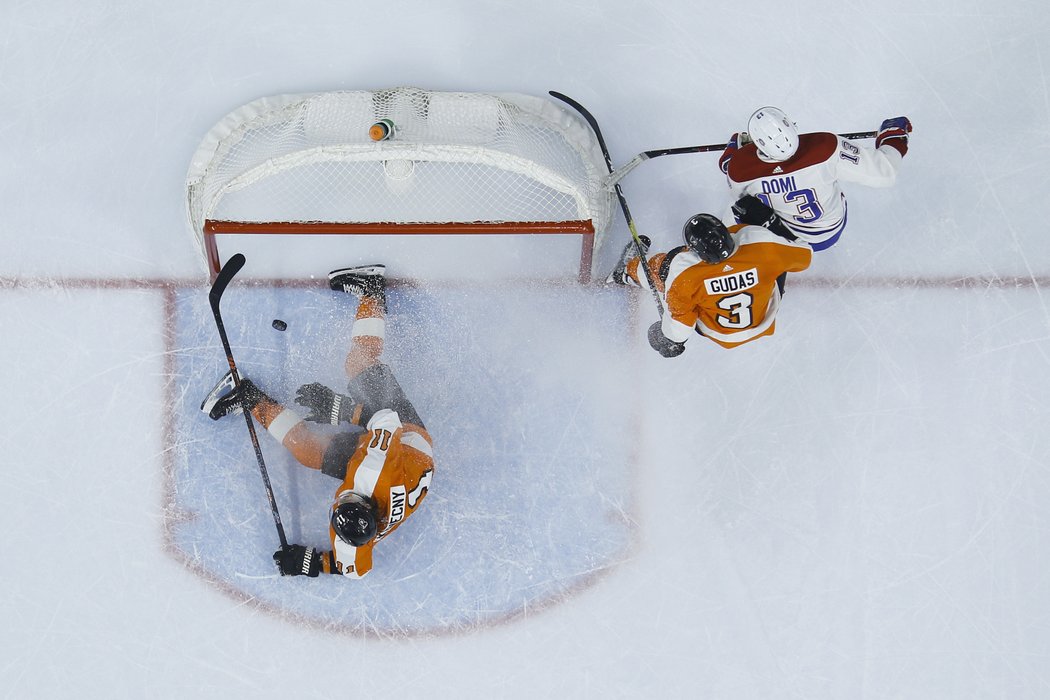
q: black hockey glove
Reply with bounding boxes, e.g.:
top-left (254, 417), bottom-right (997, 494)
top-left (295, 382), bottom-right (357, 425)
top-left (648, 322), bottom-right (685, 358)
top-left (273, 544), bottom-right (321, 577)
top-left (731, 195), bottom-right (797, 242)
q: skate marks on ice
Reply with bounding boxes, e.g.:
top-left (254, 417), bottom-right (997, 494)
top-left (165, 280), bottom-right (636, 636)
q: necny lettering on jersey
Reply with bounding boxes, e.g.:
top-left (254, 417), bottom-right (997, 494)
top-left (386, 486), bottom-right (407, 531)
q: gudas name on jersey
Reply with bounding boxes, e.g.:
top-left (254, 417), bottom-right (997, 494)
top-left (704, 267), bottom-right (759, 295)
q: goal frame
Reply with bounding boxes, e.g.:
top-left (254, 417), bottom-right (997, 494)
top-left (186, 88), bottom-right (612, 284)
top-left (202, 219), bottom-right (596, 284)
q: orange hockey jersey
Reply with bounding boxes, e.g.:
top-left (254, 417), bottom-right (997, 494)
top-left (329, 408), bottom-right (434, 578)
top-left (633, 224), bottom-right (812, 348)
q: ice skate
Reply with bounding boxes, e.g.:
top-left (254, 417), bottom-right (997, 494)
top-left (200, 370), bottom-right (241, 420)
top-left (605, 236), bottom-right (650, 285)
top-left (200, 371), bottom-right (264, 421)
top-left (328, 264), bottom-right (386, 298)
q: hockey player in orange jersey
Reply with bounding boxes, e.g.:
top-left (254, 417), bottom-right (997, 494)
top-left (202, 265), bottom-right (434, 578)
top-left (610, 203), bottom-right (811, 354)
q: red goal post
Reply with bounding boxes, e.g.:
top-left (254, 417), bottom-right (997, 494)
top-left (185, 88), bottom-right (614, 283)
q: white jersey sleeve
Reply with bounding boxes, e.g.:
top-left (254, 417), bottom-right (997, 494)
top-left (832, 138), bottom-right (902, 187)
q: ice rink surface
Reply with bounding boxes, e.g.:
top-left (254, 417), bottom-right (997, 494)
top-left (170, 281), bottom-right (635, 635)
top-left (3, 1), bottom-right (1050, 698)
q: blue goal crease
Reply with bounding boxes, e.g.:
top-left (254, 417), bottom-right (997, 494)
top-left (167, 282), bottom-right (636, 634)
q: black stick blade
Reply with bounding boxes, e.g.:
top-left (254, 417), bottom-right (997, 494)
top-left (209, 253), bottom-right (246, 310)
top-left (549, 91), bottom-right (613, 168)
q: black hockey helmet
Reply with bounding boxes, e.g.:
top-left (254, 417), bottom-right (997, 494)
top-left (331, 491), bottom-right (379, 546)
top-left (683, 214), bottom-right (736, 264)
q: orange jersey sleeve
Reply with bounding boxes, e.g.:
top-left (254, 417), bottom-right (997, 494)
top-left (329, 409), bottom-right (434, 578)
top-left (662, 225), bottom-right (811, 348)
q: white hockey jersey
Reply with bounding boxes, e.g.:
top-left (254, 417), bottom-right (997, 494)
top-left (722, 133), bottom-right (902, 250)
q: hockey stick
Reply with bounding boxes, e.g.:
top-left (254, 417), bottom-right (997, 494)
top-left (606, 130), bottom-right (878, 186)
top-left (209, 253), bottom-right (288, 548)
top-left (550, 91), bottom-right (665, 318)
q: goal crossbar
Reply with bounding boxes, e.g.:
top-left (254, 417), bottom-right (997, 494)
top-left (203, 219), bottom-right (596, 283)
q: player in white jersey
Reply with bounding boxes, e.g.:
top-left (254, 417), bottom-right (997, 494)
top-left (718, 107), bottom-right (913, 250)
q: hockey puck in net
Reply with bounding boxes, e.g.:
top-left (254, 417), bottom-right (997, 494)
top-left (272, 319), bottom-right (288, 332)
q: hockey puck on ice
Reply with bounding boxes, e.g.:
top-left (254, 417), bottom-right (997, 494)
top-left (272, 319), bottom-right (287, 331)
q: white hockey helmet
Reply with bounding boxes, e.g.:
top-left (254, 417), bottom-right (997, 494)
top-left (747, 106), bottom-right (799, 161)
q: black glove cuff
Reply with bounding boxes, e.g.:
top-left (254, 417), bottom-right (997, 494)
top-left (301, 547), bottom-right (320, 577)
top-left (274, 544), bottom-right (322, 577)
top-left (332, 394), bottom-right (357, 424)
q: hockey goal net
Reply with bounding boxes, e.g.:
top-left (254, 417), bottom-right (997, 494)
top-left (185, 87), bottom-right (614, 282)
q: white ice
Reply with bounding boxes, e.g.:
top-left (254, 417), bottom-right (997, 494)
top-left (2, 1), bottom-right (1050, 698)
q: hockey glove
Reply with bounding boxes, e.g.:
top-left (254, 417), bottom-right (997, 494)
top-left (876, 116), bottom-right (912, 157)
top-left (718, 132), bottom-right (743, 174)
top-left (295, 382), bottom-right (357, 425)
top-left (732, 195), bottom-right (797, 241)
top-left (273, 544), bottom-right (321, 577)
top-left (648, 322), bottom-right (685, 358)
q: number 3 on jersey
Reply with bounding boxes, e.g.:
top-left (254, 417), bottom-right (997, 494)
top-left (717, 292), bottom-right (753, 329)
top-left (757, 189), bottom-right (823, 225)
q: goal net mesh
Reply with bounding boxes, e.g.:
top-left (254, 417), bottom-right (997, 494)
top-left (186, 87), bottom-right (614, 275)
